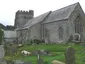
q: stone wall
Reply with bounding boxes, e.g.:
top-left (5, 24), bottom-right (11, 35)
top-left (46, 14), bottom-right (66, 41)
top-left (68, 4), bottom-right (85, 41)
top-left (30, 23), bottom-right (41, 40)
top-left (44, 19), bottom-right (69, 43)
top-left (4, 30), bottom-right (17, 43)
top-left (17, 23), bottom-right (41, 44)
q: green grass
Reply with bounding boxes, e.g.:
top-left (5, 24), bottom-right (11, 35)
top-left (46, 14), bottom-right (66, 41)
top-left (19, 44), bottom-right (68, 52)
top-left (4, 43), bottom-right (85, 64)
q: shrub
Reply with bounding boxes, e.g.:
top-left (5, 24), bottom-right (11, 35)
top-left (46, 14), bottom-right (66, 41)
top-left (0, 28), bottom-right (3, 45)
top-left (4, 56), bottom-right (14, 64)
top-left (67, 35), bottom-right (73, 44)
top-left (28, 39), bottom-right (45, 44)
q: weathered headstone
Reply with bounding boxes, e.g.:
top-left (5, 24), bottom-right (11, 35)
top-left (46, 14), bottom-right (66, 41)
top-left (23, 61), bottom-right (32, 64)
top-left (14, 60), bottom-right (24, 64)
top-left (40, 49), bottom-right (49, 55)
top-left (37, 50), bottom-right (44, 64)
top-left (51, 60), bottom-right (65, 64)
top-left (80, 43), bottom-right (85, 46)
top-left (0, 45), bottom-right (5, 59)
top-left (0, 60), bottom-right (7, 64)
top-left (65, 46), bottom-right (75, 64)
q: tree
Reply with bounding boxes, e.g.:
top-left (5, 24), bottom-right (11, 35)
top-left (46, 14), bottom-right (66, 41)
top-left (0, 28), bottom-right (3, 45)
top-left (5, 25), bottom-right (15, 30)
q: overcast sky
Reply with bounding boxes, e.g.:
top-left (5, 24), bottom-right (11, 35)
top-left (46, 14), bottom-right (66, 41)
top-left (0, 0), bottom-right (84, 26)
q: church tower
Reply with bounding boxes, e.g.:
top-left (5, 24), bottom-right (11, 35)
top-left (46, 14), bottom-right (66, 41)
top-left (14, 10), bottom-right (34, 29)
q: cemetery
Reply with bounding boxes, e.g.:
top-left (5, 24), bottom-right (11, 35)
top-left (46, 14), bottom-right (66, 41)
top-left (1, 43), bottom-right (85, 64)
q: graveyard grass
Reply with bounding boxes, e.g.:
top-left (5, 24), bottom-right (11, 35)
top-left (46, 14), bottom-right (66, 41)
top-left (4, 43), bottom-right (85, 64)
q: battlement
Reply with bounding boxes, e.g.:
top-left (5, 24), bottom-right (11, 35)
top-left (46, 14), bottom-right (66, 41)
top-left (15, 10), bottom-right (34, 28)
top-left (16, 10), bottom-right (34, 15)
top-left (16, 10), bottom-right (29, 14)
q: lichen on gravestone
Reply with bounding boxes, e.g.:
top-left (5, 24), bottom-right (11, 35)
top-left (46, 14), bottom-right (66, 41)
top-left (65, 46), bottom-right (75, 64)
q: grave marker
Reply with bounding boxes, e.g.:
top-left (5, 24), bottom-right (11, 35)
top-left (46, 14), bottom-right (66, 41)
top-left (65, 46), bottom-right (75, 64)
top-left (37, 50), bottom-right (44, 64)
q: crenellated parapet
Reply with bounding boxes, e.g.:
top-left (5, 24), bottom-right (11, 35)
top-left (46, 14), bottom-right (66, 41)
top-left (16, 10), bottom-right (34, 16)
top-left (14, 10), bottom-right (34, 28)
top-left (16, 10), bottom-right (29, 15)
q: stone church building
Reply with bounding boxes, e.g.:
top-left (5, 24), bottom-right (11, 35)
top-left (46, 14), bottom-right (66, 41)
top-left (15, 2), bottom-right (85, 44)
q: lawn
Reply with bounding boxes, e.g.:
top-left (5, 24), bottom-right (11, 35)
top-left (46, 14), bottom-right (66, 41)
top-left (4, 43), bottom-right (85, 64)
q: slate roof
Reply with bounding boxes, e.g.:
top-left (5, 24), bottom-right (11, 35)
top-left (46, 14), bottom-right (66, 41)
top-left (16, 2), bottom-right (79, 30)
top-left (21, 11), bottom-right (51, 30)
top-left (44, 2), bottom-right (79, 23)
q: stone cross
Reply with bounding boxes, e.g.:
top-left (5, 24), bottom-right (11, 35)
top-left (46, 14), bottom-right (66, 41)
top-left (65, 46), bottom-right (75, 64)
top-left (37, 50), bottom-right (44, 64)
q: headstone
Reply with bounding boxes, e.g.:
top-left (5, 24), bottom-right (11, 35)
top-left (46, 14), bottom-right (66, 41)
top-left (11, 46), bottom-right (17, 55)
top-left (37, 50), bottom-right (44, 64)
top-left (40, 49), bottom-right (49, 55)
top-left (0, 45), bottom-right (5, 59)
top-left (80, 43), bottom-right (85, 46)
top-left (0, 60), bottom-right (7, 64)
top-left (65, 46), bottom-right (75, 64)
top-left (23, 61), bottom-right (32, 64)
top-left (14, 60), bottom-right (24, 64)
top-left (51, 60), bottom-right (65, 64)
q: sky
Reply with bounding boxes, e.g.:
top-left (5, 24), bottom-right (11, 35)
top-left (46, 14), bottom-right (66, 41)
top-left (0, 0), bottom-right (84, 26)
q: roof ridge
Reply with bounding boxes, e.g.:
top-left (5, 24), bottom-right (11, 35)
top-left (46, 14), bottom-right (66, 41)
top-left (53, 2), bottom-right (79, 13)
top-left (44, 2), bottom-right (79, 23)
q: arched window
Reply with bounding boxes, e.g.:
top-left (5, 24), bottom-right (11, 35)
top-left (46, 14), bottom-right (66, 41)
top-left (75, 15), bottom-right (82, 34)
top-left (59, 27), bottom-right (63, 40)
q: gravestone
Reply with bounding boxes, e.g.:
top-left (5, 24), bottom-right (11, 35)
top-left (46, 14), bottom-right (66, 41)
top-left (37, 50), bottom-right (44, 64)
top-left (0, 60), bottom-right (7, 64)
top-left (40, 49), bottom-right (49, 55)
top-left (51, 60), bottom-right (65, 64)
top-left (65, 46), bottom-right (75, 64)
top-left (80, 43), bottom-right (85, 46)
top-left (23, 61), bottom-right (32, 64)
top-left (0, 45), bottom-right (5, 59)
top-left (14, 60), bottom-right (24, 64)
top-left (11, 45), bottom-right (17, 55)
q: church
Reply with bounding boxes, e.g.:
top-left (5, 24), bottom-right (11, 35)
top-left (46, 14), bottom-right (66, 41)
top-left (15, 2), bottom-right (85, 44)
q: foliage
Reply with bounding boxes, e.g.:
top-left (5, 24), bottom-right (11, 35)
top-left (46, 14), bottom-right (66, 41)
top-left (4, 56), bottom-right (14, 64)
top-left (4, 44), bottom-right (85, 64)
top-left (67, 35), bottom-right (73, 44)
top-left (0, 28), bottom-right (3, 45)
top-left (4, 56), bottom-right (13, 61)
top-left (28, 39), bottom-right (44, 44)
top-left (5, 25), bottom-right (15, 30)
top-left (4, 43), bottom-right (18, 56)
top-left (0, 23), bottom-right (6, 29)
top-left (0, 23), bottom-right (15, 30)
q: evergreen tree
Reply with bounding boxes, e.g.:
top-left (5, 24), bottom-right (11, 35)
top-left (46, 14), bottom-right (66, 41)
top-left (0, 28), bottom-right (3, 45)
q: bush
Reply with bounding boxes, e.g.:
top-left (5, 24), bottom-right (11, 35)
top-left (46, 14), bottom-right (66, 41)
top-left (4, 56), bottom-right (14, 64)
top-left (67, 35), bottom-right (73, 44)
top-left (28, 39), bottom-right (45, 44)
top-left (0, 28), bottom-right (3, 45)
